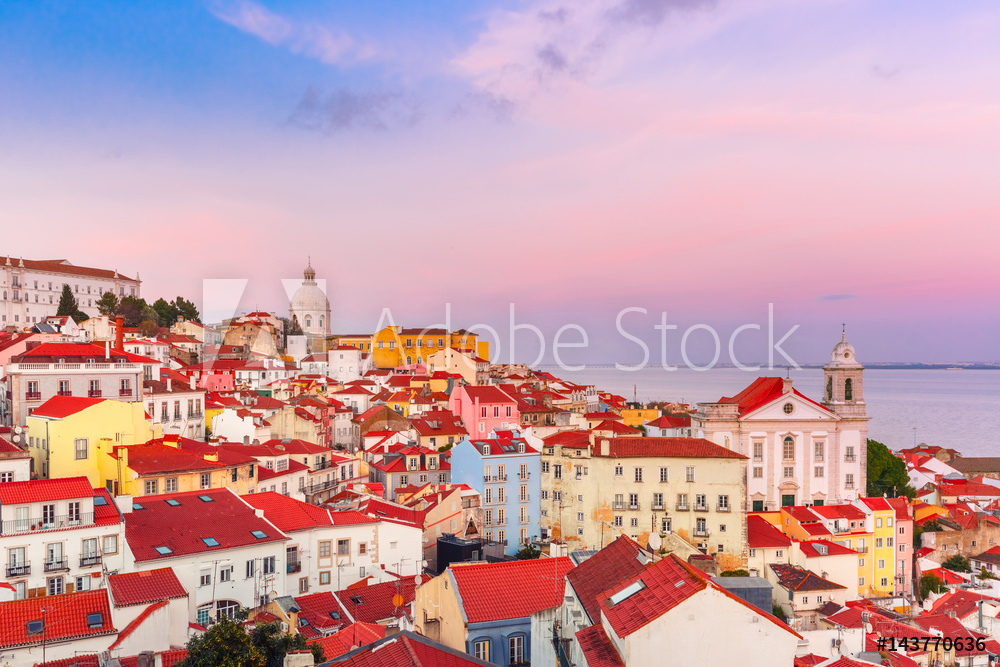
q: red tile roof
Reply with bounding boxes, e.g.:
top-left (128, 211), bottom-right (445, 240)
top-left (575, 624), bottom-right (625, 667)
top-left (592, 420), bottom-right (642, 435)
top-left (459, 386), bottom-right (516, 404)
top-left (799, 539), bottom-right (857, 557)
top-left (645, 414), bottom-right (691, 429)
top-left (594, 437), bottom-right (746, 459)
top-left (124, 488), bottom-right (286, 562)
top-left (542, 430), bottom-right (593, 448)
top-left (356, 498), bottom-right (425, 527)
top-left (29, 395), bottom-right (107, 419)
top-left (565, 536), bottom-right (649, 624)
top-left (716, 376), bottom-right (829, 416)
top-left (308, 622), bottom-right (386, 660)
top-left (912, 614), bottom-right (1000, 657)
top-left (859, 497), bottom-right (894, 511)
top-left (295, 591), bottom-right (349, 635)
top-left (747, 515), bottom-right (792, 549)
top-left (0, 589), bottom-right (116, 649)
top-left (242, 491), bottom-right (337, 532)
top-left (107, 567), bottom-right (188, 607)
top-left (108, 600), bottom-right (169, 649)
top-left (938, 481), bottom-right (1000, 498)
top-left (450, 558), bottom-right (573, 623)
top-left (925, 589), bottom-right (1000, 620)
top-left (321, 630), bottom-right (492, 667)
top-left (112, 442), bottom-right (224, 475)
top-left (0, 476), bottom-right (94, 504)
top-left (769, 564), bottom-right (847, 592)
top-left (16, 342), bottom-right (157, 365)
top-left (333, 576), bottom-right (431, 624)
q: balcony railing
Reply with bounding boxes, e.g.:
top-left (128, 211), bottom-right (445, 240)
top-left (44, 559), bottom-right (69, 572)
top-left (120, 388), bottom-right (133, 397)
top-left (694, 504), bottom-right (709, 512)
top-left (845, 456), bottom-right (857, 462)
top-left (857, 547), bottom-right (869, 554)
top-left (25, 391), bottom-right (41, 400)
top-left (676, 503), bottom-right (689, 511)
top-left (612, 502), bottom-right (625, 510)
top-left (652, 503), bottom-right (664, 511)
top-left (6, 564), bottom-right (30, 578)
top-left (717, 505), bottom-right (730, 512)
top-left (160, 414), bottom-right (169, 423)
top-left (694, 529), bottom-right (708, 537)
top-left (88, 389), bottom-right (102, 397)
top-left (80, 555), bottom-right (101, 567)
top-left (628, 503), bottom-right (640, 511)
top-left (287, 560), bottom-right (302, 574)
top-left (57, 390), bottom-right (72, 397)
top-left (2, 513), bottom-right (95, 535)
top-left (519, 472), bottom-right (530, 480)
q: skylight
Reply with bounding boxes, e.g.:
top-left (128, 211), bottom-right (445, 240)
top-left (94, 495), bottom-right (108, 506)
top-left (26, 620), bottom-right (43, 634)
top-left (87, 613), bottom-right (103, 628)
top-left (251, 530), bottom-right (267, 539)
top-left (132, 503), bottom-right (145, 510)
top-left (198, 495), bottom-right (214, 502)
top-left (608, 580), bottom-right (647, 607)
top-left (166, 499), bottom-right (181, 506)
top-left (202, 537), bottom-right (219, 547)
top-left (154, 546), bottom-right (173, 555)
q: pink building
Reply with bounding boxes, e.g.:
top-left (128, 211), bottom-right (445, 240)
top-left (888, 497), bottom-right (915, 598)
top-left (448, 385), bottom-right (519, 436)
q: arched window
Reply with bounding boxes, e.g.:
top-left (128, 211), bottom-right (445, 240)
top-left (826, 376), bottom-right (833, 401)
top-left (416, 356), bottom-right (422, 365)
top-left (305, 316), bottom-right (312, 328)
top-left (406, 356), bottom-right (412, 365)
top-left (319, 316), bottom-right (324, 328)
top-left (845, 378), bottom-right (853, 401)
top-left (782, 436), bottom-right (795, 461)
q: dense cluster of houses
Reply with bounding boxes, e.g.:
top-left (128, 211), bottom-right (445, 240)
top-left (0, 259), bottom-right (993, 667)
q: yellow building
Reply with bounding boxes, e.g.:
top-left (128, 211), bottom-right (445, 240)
top-left (97, 435), bottom-right (258, 497)
top-left (858, 498), bottom-right (898, 596)
top-left (370, 326), bottom-right (489, 369)
top-left (620, 407), bottom-right (660, 428)
top-left (26, 395), bottom-right (160, 485)
top-left (539, 432), bottom-right (749, 570)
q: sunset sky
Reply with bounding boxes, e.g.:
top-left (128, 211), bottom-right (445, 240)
top-left (2, 1), bottom-right (997, 364)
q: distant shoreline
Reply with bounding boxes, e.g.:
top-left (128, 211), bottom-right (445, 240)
top-left (538, 363), bottom-right (1000, 371)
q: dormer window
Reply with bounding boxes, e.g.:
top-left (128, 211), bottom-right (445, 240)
top-left (483, 444), bottom-right (491, 456)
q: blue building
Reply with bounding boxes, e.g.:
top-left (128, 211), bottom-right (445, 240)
top-left (449, 429), bottom-right (541, 556)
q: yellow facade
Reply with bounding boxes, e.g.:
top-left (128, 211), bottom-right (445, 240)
top-left (26, 400), bottom-right (159, 486)
top-left (371, 327), bottom-right (488, 369)
top-left (870, 507), bottom-right (896, 596)
top-left (95, 442), bottom-right (256, 497)
top-left (914, 503), bottom-right (949, 523)
top-left (620, 408), bottom-right (660, 428)
top-left (412, 569), bottom-right (468, 651)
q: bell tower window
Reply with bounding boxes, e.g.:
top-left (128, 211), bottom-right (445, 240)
top-left (826, 376), bottom-right (833, 401)
top-left (845, 378), bottom-right (853, 401)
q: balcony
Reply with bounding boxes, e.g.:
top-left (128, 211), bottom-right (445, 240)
top-left (628, 504), bottom-right (640, 511)
top-left (612, 502), bottom-right (625, 510)
top-left (857, 547), bottom-right (869, 554)
top-left (2, 513), bottom-right (95, 535)
top-left (519, 472), bottom-right (531, 480)
top-left (716, 505), bottom-right (730, 513)
top-left (694, 504), bottom-right (709, 512)
top-left (676, 503), bottom-right (689, 511)
top-left (44, 559), bottom-right (69, 572)
top-left (652, 503), bottom-right (664, 511)
top-left (287, 561), bottom-right (302, 574)
top-left (25, 391), bottom-right (41, 401)
top-left (119, 388), bottom-right (133, 397)
top-left (88, 389), bottom-right (102, 398)
top-left (159, 414), bottom-right (169, 423)
top-left (173, 414), bottom-right (182, 422)
top-left (80, 555), bottom-right (101, 567)
top-left (694, 529), bottom-right (708, 537)
top-left (57, 390), bottom-right (73, 397)
top-left (845, 456), bottom-right (857, 463)
top-left (6, 563), bottom-right (30, 578)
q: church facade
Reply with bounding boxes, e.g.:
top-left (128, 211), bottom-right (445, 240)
top-left (288, 260), bottom-right (331, 354)
top-left (693, 333), bottom-right (869, 511)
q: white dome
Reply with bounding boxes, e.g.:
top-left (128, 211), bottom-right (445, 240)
top-left (289, 260), bottom-right (330, 336)
top-left (291, 283), bottom-right (329, 313)
top-left (827, 331), bottom-right (860, 367)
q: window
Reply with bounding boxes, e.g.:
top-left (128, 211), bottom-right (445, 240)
top-left (246, 560), bottom-right (255, 578)
top-left (718, 495), bottom-right (729, 511)
top-left (263, 557), bottom-right (276, 574)
top-left (577, 512), bottom-right (584, 521)
top-left (814, 466), bottom-right (824, 478)
top-left (474, 640), bottom-right (489, 662)
top-left (614, 464), bottom-right (623, 477)
top-left (554, 465), bottom-right (562, 479)
top-left (299, 577), bottom-right (309, 593)
top-left (753, 442), bottom-right (763, 462)
top-left (614, 516), bottom-right (623, 527)
top-left (887, 537), bottom-right (894, 547)
top-left (783, 466), bottom-right (794, 478)
top-left (653, 492), bottom-right (663, 509)
top-left (859, 577), bottom-right (865, 586)
top-left (509, 636), bottom-right (524, 664)
top-left (814, 441), bottom-right (824, 461)
top-left (48, 577), bottom-right (64, 596)
top-left (220, 567), bottom-right (232, 583)
top-left (695, 518), bottom-right (706, 535)
top-left (74, 438), bottom-right (88, 460)
top-left (753, 466), bottom-right (763, 478)
top-left (337, 539), bottom-right (350, 556)
top-left (144, 480), bottom-right (158, 495)
top-left (200, 473), bottom-right (211, 489)
top-left (200, 573), bottom-right (211, 587)
top-left (876, 518), bottom-right (882, 528)
top-left (630, 517), bottom-right (638, 527)
top-left (319, 541), bottom-right (332, 558)
top-left (68, 502), bottom-right (81, 522)
top-left (782, 437), bottom-right (794, 460)
top-left (634, 467), bottom-right (643, 482)
top-left (541, 461), bottom-right (549, 473)
top-left (103, 535), bottom-right (118, 555)
top-left (43, 504), bottom-right (55, 525)
top-left (845, 474), bottom-right (855, 489)
top-left (629, 493), bottom-right (639, 509)
top-left (695, 493), bottom-right (707, 510)
top-left (662, 517), bottom-right (672, 533)
top-left (540, 490), bottom-right (548, 500)
top-left (165, 477), bottom-right (178, 493)
top-left (845, 446), bottom-right (855, 461)
top-left (685, 466), bottom-right (695, 483)
top-left (878, 559), bottom-right (885, 569)
top-left (659, 467), bottom-right (668, 482)
top-left (677, 493), bottom-right (688, 509)
top-left (776, 550), bottom-right (783, 558)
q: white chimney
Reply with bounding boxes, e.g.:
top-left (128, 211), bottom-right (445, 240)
top-left (105, 340), bottom-right (110, 360)
top-left (166, 378), bottom-right (172, 392)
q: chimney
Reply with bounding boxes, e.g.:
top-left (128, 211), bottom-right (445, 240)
top-left (600, 438), bottom-right (611, 456)
top-left (115, 316), bottom-right (124, 350)
top-left (189, 375), bottom-right (195, 390)
top-left (163, 435), bottom-right (180, 448)
top-left (782, 377), bottom-right (793, 394)
top-left (203, 451), bottom-right (219, 462)
top-left (105, 340), bottom-right (110, 360)
top-left (166, 378), bottom-right (172, 392)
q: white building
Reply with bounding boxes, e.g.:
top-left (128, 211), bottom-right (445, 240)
top-left (122, 487), bottom-right (289, 625)
top-left (1, 256), bottom-right (140, 328)
top-left (288, 260), bottom-right (331, 347)
top-left (105, 566), bottom-right (190, 656)
top-left (142, 368), bottom-right (206, 440)
top-left (0, 477), bottom-right (126, 601)
top-left (693, 333), bottom-right (869, 511)
top-left (0, 433), bottom-right (32, 482)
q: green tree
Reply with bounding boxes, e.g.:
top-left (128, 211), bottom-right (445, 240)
top-left (515, 544), bottom-right (542, 560)
top-left (152, 298), bottom-right (180, 327)
top-left (943, 555), bottom-right (971, 573)
top-left (720, 569), bottom-right (750, 577)
top-left (174, 295), bottom-right (201, 323)
top-left (920, 573), bottom-right (946, 599)
top-left (250, 621), bottom-right (325, 667)
top-left (866, 439), bottom-right (916, 498)
top-left (179, 615), bottom-right (266, 667)
top-left (116, 296), bottom-right (151, 327)
top-left (771, 603), bottom-right (788, 622)
top-left (96, 291), bottom-right (119, 317)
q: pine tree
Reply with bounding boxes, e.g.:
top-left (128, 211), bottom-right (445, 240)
top-left (56, 284), bottom-right (80, 317)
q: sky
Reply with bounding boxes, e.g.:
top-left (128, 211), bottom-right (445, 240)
top-left (1, 0), bottom-right (998, 366)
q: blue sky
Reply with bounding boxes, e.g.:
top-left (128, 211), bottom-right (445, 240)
top-left (2, 1), bottom-right (999, 364)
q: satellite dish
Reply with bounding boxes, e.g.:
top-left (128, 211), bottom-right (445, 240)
top-left (864, 623), bottom-right (873, 633)
top-left (11, 434), bottom-right (20, 443)
top-left (13, 426), bottom-right (22, 434)
top-left (648, 533), bottom-right (662, 551)
top-left (413, 575), bottom-right (422, 587)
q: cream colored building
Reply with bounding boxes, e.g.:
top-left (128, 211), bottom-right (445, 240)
top-left (539, 433), bottom-right (749, 569)
top-left (693, 333), bottom-right (869, 512)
